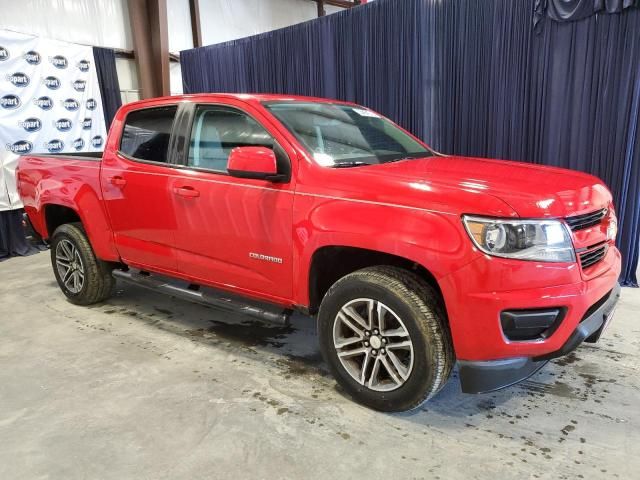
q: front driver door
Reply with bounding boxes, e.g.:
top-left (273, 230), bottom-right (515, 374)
top-left (169, 102), bottom-right (295, 303)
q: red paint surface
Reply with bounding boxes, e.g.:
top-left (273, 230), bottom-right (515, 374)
top-left (227, 146), bottom-right (278, 176)
top-left (17, 93), bottom-right (621, 361)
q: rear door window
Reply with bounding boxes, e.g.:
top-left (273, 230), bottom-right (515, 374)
top-left (120, 106), bottom-right (178, 163)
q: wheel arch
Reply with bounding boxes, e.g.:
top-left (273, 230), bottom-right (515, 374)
top-left (44, 203), bottom-right (82, 238)
top-left (43, 202), bottom-right (120, 262)
top-left (306, 245), bottom-right (445, 315)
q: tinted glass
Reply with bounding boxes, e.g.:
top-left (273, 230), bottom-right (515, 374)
top-left (263, 102), bottom-right (431, 167)
top-left (188, 106), bottom-right (274, 171)
top-left (120, 106), bottom-right (177, 163)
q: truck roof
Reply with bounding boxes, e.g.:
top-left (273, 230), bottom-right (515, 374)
top-left (123, 93), bottom-right (355, 110)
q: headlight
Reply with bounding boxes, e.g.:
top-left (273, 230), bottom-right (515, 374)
top-left (462, 216), bottom-right (575, 263)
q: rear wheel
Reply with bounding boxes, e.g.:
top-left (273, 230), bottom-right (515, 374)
top-left (51, 223), bottom-right (114, 305)
top-left (318, 266), bottom-right (454, 412)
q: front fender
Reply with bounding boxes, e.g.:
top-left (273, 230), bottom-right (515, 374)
top-left (292, 194), bottom-right (479, 305)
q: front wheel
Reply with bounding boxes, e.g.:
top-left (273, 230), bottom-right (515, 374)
top-left (51, 223), bottom-right (115, 305)
top-left (318, 266), bottom-right (454, 412)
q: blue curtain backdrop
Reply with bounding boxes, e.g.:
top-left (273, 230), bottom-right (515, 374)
top-left (181, 0), bottom-right (640, 286)
top-left (92, 46), bottom-right (122, 128)
top-left (534, 0), bottom-right (639, 25)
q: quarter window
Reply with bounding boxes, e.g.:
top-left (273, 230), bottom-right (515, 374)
top-left (188, 106), bottom-right (274, 172)
top-left (120, 105), bottom-right (177, 163)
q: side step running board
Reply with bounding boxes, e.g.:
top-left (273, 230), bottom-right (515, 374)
top-left (112, 269), bottom-right (291, 325)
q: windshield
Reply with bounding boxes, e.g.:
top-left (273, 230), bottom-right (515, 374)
top-left (263, 101), bottom-right (432, 167)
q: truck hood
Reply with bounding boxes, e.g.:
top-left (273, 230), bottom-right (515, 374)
top-left (335, 155), bottom-right (613, 218)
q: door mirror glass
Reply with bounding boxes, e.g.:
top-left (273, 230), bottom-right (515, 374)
top-left (227, 146), bottom-right (280, 181)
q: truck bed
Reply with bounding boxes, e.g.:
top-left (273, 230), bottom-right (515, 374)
top-left (17, 153), bottom-right (117, 261)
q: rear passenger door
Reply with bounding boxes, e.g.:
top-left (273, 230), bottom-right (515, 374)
top-left (101, 105), bottom-right (181, 274)
top-left (169, 102), bottom-right (296, 303)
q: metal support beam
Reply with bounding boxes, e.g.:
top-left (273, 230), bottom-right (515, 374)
top-left (326, 0), bottom-right (360, 7)
top-left (148, 0), bottom-right (170, 96)
top-left (189, 0), bottom-right (203, 48)
top-left (127, 0), bottom-right (170, 99)
top-left (313, 0), bottom-right (360, 12)
top-left (114, 49), bottom-right (135, 59)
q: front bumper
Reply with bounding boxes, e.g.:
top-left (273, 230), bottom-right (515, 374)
top-left (458, 282), bottom-right (621, 393)
top-left (440, 244), bottom-right (621, 360)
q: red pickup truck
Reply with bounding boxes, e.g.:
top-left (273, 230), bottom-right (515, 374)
top-left (18, 94), bottom-right (621, 411)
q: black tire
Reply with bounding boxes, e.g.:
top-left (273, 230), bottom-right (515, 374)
top-left (318, 266), bottom-right (454, 412)
top-left (50, 223), bottom-right (115, 305)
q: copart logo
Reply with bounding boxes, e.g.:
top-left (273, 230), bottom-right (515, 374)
top-left (1, 94), bottom-right (21, 109)
top-left (0, 46), bottom-right (8, 61)
top-left (6, 140), bottom-right (33, 154)
top-left (73, 138), bottom-right (85, 151)
top-left (24, 50), bottom-right (41, 65)
top-left (82, 118), bottom-right (92, 130)
top-left (34, 96), bottom-right (53, 110)
top-left (44, 76), bottom-right (61, 89)
top-left (73, 79), bottom-right (86, 92)
top-left (63, 98), bottom-right (80, 111)
top-left (78, 59), bottom-right (90, 72)
top-left (19, 118), bottom-right (42, 133)
top-left (46, 139), bottom-right (65, 153)
top-left (50, 55), bottom-right (68, 69)
top-left (55, 118), bottom-right (72, 132)
top-left (86, 98), bottom-right (97, 110)
top-left (91, 135), bottom-right (103, 148)
top-left (7, 72), bottom-right (30, 87)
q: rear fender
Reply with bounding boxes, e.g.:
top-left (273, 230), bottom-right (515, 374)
top-left (41, 190), bottom-right (119, 262)
top-left (17, 156), bottom-right (120, 262)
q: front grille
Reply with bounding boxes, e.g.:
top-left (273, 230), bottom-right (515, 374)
top-left (565, 208), bottom-right (607, 231)
top-left (579, 243), bottom-right (608, 269)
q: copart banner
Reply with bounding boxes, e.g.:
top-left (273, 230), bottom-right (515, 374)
top-left (0, 29), bottom-right (107, 211)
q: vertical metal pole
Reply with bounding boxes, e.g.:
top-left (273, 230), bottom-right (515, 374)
top-left (189, 0), bottom-right (203, 48)
top-left (127, 0), bottom-right (170, 98)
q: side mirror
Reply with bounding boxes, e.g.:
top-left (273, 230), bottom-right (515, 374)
top-left (227, 146), bottom-right (282, 181)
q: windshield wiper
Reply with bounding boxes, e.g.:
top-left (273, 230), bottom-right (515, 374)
top-left (331, 161), bottom-right (371, 168)
top-left (386, 155), bottom-right (426, 163)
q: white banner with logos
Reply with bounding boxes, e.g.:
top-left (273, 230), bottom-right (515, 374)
top-left (0, 29), bottom-right (107, 211)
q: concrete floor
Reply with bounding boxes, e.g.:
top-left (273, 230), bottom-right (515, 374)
top-left (0, 252), bottom-right (638, 480)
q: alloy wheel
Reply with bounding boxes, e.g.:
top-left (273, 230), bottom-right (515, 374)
top-left (332, 298), bottom-right (415, 392)
top-left (55, 239), bottom-right (85, 294)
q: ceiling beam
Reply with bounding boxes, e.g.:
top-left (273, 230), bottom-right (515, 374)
top-left (316, 0), bottom-right (360, 9)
